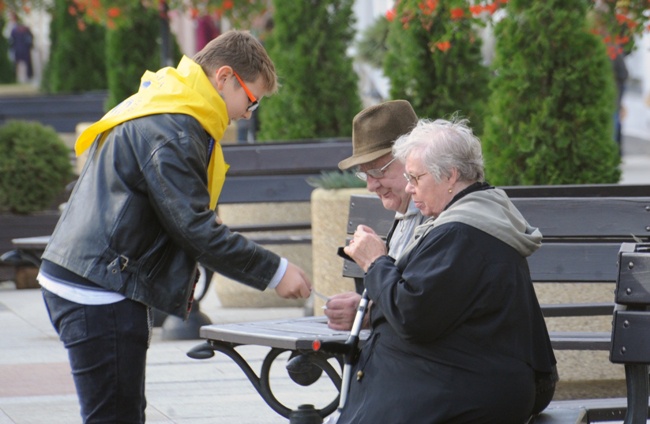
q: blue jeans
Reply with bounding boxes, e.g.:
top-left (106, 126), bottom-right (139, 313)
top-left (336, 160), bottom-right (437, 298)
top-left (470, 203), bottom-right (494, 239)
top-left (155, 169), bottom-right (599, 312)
top-left (42, 288), bottom-right (151, 423)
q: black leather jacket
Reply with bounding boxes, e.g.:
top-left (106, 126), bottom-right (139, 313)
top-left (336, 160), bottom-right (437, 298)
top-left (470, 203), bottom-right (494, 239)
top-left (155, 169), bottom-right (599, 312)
top-left (42, 113), bottom-right (281, 318)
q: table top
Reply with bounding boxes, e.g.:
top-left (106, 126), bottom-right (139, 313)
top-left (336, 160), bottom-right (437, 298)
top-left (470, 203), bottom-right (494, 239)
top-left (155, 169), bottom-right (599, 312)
top-left (11, 236), bottom-right (51, 250)
top-left (200, 316), bottom-right (370, 351)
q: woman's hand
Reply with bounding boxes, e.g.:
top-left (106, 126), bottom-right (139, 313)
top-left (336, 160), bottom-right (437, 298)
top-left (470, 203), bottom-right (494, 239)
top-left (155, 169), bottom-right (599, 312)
top-left (343, 224), bottom-right (387, 272)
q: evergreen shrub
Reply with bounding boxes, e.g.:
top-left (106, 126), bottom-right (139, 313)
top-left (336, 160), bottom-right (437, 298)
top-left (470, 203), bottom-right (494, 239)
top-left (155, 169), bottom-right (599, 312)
top-left (0, 120), bottom-right (73, 214)
top-left (105, 4), bottom-right (182, 109)
top-left (258, 0), bottom-right (361, 141)
top-left (482, 0), bottom-right (621, 185)
top-left (383, 0), bottom-right (492, 136)
top-left (0, 16), bottom-right (16, 84)
top-left (42, 0), bottom-right (107, 93)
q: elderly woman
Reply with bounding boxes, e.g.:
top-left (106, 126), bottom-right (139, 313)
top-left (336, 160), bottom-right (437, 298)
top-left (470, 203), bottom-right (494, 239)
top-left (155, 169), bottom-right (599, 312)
top-left (337, 118), bottom-right (557, 424)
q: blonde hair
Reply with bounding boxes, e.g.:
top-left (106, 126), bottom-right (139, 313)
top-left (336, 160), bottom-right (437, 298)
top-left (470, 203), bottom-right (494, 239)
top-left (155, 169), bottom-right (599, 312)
top-left (192, 30), bottom-right (278, 94)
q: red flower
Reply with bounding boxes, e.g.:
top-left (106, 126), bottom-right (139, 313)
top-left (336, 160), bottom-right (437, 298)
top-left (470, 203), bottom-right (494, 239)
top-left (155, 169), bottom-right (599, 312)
top-left (615, 35), bottom-right (630, 45)
top-left (450, 7), bottom-right (464, 20)
top-left (469, 5), bottom-right (484, 15)
top-left (484, 3), bottom-right (498, 14)
top-left (107, 7), bottom-right (121, 18)
top-left (419, 0), bottom-right (438, 15)
top-left (436, 41), bottom-right (451, 52)
top-left (223, 0), bottom-right (234, 10)
top-left (386, 8), bottom-right (396, 22)
top-left (607, 45), bottom-right (623, 60)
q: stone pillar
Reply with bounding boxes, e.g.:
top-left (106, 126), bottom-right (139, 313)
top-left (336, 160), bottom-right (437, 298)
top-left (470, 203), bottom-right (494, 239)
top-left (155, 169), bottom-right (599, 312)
top-left (213, 201), bottom-right (312, 308)
top-left (310, 187), bottom-right (370, 315)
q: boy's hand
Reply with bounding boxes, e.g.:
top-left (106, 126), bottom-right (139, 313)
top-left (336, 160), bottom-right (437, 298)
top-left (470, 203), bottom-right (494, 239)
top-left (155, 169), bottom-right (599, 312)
top-left (275, 262), bottom-right (312, 299)
top-left (324, 291), bottom-right (362, 331)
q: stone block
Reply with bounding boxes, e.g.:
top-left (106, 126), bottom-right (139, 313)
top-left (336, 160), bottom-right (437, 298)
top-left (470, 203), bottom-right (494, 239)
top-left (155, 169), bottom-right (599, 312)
top-left (214, 201), bottom-right (312, 308)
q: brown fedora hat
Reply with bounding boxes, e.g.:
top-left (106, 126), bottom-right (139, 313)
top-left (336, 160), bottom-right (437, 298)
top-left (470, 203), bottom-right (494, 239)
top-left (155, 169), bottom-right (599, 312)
top-left (338, 100), bottom-right (418, 170)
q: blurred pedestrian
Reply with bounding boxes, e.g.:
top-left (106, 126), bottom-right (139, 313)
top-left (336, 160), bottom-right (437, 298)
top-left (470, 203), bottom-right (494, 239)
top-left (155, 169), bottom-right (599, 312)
top-left (8, 15), bottom-right (33, 82)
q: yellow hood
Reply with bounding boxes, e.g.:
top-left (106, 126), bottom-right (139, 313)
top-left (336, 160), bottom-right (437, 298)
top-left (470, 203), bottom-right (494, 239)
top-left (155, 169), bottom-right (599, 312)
top-left (75, 56), bottom-right (229, 209)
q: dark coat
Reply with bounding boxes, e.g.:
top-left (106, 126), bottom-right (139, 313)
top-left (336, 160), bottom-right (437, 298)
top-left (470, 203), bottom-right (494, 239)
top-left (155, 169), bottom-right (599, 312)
top-left (338, 191), bottom-right (555, 423)
top-left (43, 113), bottom-right (281, 318)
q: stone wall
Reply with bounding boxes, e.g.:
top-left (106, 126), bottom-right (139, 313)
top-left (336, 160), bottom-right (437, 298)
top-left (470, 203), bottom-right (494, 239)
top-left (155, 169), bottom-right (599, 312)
top-left (310, 188), bottom-right (371, 313)
top-left (213, 201), bottom-right (312, 308)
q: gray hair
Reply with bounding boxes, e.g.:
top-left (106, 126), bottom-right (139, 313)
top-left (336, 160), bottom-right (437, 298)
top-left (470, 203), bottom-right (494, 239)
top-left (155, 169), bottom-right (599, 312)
top-left (392, 117), bottom-right (484, 183)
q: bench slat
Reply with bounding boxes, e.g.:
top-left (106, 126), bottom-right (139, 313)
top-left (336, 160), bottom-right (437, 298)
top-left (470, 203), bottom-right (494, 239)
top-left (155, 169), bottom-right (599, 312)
top-left (342, 243), bottom-right (625, 283)
top-left (222, 139), bottom-right (351, 175)
top-left (345, 194), bottom-right (650, 239)
top-left (541, 303), bottom-right (614, 317)
top-left (549, 332), bottom-right (611, 350)
top-left (219, 175), bottom-right (319, 204)
top-left (513, 197), bottom-right (650, 238)
top-left (529, 243), bottom-right (622, 282)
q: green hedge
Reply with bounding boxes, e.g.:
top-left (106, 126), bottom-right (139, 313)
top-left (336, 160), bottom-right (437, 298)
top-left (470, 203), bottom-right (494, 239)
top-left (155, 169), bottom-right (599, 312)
top-left (0, 121), bottom-right (73, 214)
top-left (383, 0), bottom-right (491, 136)
top-left (0, 16), bottom-right (16, 84)
top-left (258, 0), bottom-right (361, 141)
top-left (482, 0), bottom-right (621, 185)
top-left (42, 0), bottom-right (107, 93)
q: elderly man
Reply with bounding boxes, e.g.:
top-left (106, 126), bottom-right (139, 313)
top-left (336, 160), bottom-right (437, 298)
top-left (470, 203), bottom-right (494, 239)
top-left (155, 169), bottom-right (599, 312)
top-left (324, 100), bottom-right (425, 331)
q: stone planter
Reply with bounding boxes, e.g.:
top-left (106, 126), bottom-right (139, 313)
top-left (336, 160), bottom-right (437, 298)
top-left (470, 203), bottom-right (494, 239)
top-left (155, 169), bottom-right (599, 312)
top-left (310, 187), bottom-right (370, 315)
top-left (213, 201), bottom-right (312, 308)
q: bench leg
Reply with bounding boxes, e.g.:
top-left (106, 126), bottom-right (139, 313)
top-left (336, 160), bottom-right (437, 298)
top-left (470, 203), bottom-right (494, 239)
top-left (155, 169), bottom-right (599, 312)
top-left (187, 341), bottom-right (341, 421)
top-left (623, 364), bottom-right (649, 424)
top-left (289, 404), bottom-right (324, 423)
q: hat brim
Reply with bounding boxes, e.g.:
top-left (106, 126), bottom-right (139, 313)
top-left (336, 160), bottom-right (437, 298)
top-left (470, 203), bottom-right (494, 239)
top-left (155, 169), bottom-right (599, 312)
top-left (338, 147), bottom-right (393, 170)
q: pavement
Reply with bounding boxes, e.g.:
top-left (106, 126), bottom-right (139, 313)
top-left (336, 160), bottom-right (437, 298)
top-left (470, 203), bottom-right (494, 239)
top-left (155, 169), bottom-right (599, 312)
top-left (0, 90), bottom-right (648, 424)
top-left (0, 282), bottom-right (337, 424)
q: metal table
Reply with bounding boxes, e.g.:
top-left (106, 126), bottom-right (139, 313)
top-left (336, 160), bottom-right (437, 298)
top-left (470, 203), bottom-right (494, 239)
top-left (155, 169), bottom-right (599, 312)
top-left (188, 316), bottom-right (369, 423)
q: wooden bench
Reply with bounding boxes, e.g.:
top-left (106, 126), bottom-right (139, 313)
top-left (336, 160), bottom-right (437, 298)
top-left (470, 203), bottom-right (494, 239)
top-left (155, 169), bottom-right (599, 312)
top-left (189, 184), bottom-right (650, 423)
top-left (1, 139), bottom-right (355, 277)
top-left (0, 92), bottom-right (108, 133)
top-left (609, 241), bottom-right (650, 424)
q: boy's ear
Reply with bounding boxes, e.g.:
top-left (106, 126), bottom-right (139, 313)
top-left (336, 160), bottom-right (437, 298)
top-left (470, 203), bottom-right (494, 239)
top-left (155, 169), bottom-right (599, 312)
top-left (214, 66), bottom-right (233, 91)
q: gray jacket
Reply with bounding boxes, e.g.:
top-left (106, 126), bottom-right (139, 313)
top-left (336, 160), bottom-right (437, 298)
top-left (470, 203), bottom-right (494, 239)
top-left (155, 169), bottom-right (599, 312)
top-left (43, 113), bottom-right (280, 318)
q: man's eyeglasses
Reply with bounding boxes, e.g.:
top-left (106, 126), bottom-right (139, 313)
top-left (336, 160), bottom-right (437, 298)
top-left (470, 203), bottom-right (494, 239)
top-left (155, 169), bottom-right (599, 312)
top-left (233, 71), bottom-right (259, 112)
top-left (403, 171), bottom-right (428, 186)
top-left (355, 157), bottom-right (397, 181)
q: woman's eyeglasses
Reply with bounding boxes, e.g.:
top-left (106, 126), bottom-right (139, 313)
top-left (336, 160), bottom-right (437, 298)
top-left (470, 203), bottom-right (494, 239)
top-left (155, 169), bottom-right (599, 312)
top-left (403, 171), bottom-right (428, 186)
top-left (233, 71), bottom-right (259, 112)
top-left (355, 157), bottom-right (397, 181)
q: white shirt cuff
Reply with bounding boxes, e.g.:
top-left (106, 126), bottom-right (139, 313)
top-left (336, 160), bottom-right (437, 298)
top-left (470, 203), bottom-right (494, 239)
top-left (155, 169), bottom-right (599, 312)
top-left (267, 257), bottom-right (288, 289)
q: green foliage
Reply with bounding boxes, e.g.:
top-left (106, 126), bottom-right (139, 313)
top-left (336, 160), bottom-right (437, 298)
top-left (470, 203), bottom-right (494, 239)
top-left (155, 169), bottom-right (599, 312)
top-left (257, 0), bottom-right (362, 141)
top-left (383, 0), bottom-right (491, 136)
top-left (482, 0), bottom-right (621, 185)
top-left (0, 16), bottom-right (16, 84)
top-left (0, 120), bottom-right (73, 214)
top-left (104, 4), bottom-right (159, 109)
top-left (105, 4), bottom-right (182, 109)
top-left (307, 170), bottom-right (366, 190)
top-left (42, 0), bottom-right (107, 93)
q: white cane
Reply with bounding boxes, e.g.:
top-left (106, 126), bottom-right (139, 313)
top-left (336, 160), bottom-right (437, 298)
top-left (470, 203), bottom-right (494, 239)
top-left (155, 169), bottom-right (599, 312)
top-left (338, 289), bottom-right (370, 411)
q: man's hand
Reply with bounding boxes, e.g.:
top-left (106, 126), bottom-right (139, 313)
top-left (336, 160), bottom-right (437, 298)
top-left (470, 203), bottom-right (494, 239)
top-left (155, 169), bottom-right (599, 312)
top-left (324, 291), bottom-right (362, 331)
top-left (275, 262), bottom-right (312, 299)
